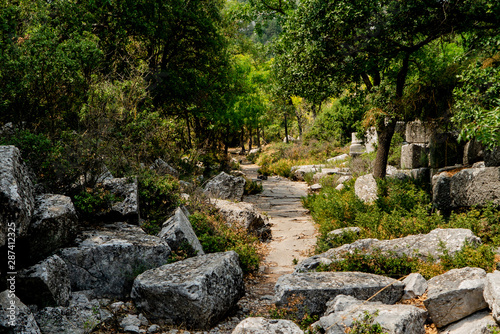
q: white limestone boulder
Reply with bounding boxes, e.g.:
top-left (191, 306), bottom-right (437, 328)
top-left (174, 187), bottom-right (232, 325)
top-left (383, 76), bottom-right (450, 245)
top-left (131, 251), bottom-right (244, 330)
top-left (424, 267), bottom-right (488, 328)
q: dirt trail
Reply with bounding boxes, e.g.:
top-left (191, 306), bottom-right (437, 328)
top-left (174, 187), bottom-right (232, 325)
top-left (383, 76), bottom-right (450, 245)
top-left (242, 163), bottom-right (317, 277)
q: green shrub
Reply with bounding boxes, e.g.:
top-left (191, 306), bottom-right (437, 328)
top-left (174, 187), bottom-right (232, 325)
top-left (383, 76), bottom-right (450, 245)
top-left (189, 211), bottom-right (260, 273)
top-left (304, 99), bottom-right (364, 145)
top-left (306, 177), bottom-right (500, 255)
top-left (348, 311), bottom-right (387, 334)
top-left (244, 177), bottom-right (263, 195)
top-left (138, 170), bottom-right (180, 234)
top-left (73, 188), bottom-right (123, 219)
top-left (0, 129), bottom-right (78, 193)
top-left (256, 141), bottom-right (345, 178)
top-left (439, 242), bottom-right (496, 273)
top-left (317, 249), bottom-right (419, 279)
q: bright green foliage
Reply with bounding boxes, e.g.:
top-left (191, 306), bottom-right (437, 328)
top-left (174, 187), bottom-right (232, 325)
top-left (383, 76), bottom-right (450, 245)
top-left (138, 171), bottom-right (180, 235)
top-left (452, 39), bottom-right (500, 149)
top-left (256, 141), bottom-right (345, 177)
top-left (304, 99), bottom-right (364, 145)
top-left (439, 242), bottom-right (496, 274)
top-left (316, 240), bottom-right (495, 279)
top-left (305, 177), bottom-right (500, 255)
top-left (73, 188), bottom-right (124, 220)
top-left (318, 249), bottom-right (419, 279)
top-left (273, 0), bottom-right (500, 178)
top-left (188, 211), bottom-right (260, 273)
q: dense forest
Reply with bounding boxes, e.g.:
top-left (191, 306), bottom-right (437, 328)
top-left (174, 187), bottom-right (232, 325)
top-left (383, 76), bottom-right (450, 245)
top-left (0, 0), bottom-right (499, 187)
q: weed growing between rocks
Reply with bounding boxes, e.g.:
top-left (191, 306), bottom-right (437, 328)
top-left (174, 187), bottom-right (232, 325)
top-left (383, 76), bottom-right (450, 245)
top-left (185, 195), bottom-right (262, 274)
top-left (304, 177), bottom-right (500, 278)
top-left (265, 295), bottom-right (319, 331)
top-left (73, 188), bottom-right (124, 221)
top-left (347, 311), bottom-right (388, 334)
top-left (243, 177), bottom-right (263, 195)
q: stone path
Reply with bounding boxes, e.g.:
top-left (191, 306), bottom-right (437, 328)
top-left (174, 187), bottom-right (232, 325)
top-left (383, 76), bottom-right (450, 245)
top-left (242, 163), bottom-right (318, 277)
top-left (203, 160), bottom-right (318, 333)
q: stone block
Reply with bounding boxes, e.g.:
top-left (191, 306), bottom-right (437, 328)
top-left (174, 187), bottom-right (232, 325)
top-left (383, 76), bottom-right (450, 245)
top-left (274, 272), bottom-right (404, 317)
top-left (131, 251), bottom-right (244, 330)
top-left (158, 206), bottom-right (204, 255)
top-left (424, 267), bottom-right (488, 328)
top-left (318, 295), bottom-right (427, 334)
top-left (59, 223), bottom-right (171, 299)
top-left (405, 120), bottom-right (436, 144)
top-left (401, 144), bottom-right (427, 169)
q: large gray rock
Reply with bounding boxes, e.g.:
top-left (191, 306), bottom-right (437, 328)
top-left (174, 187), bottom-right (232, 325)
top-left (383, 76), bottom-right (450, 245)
top-left (354, 174), bottom-right (378, 203)
top-left (0, 290), bottom-right (41, 333)
top-left (232, 317), bottom-right (304, 334)
top-left (432, 167), bottom-right (500, 211)
top-left (17, 255), bottom-right (71, 307)
top-left (317, 295), bottom-right (427, 334)
top-left (424, 267), bottom-right (488, 328)
top-left (327, 227), bottom-right (361, 239)
top-left (150, 158), bottom-right (179, 177)
top-left (158, 206), bottom-right (204, 255)
top-left (58, 223), bottom-right (171, 299)
top-left (440, 310), bottom-right (500, 334)
top-left (296, 228), bottom-right (480, 272)
top-left (401, 144), bottom-right (427, 169)
top-left (102, 177), bottom-right (140, 223)
top-left (22, 194), bottom-right (78, 264)
top-left (131, 251), bottom-right (244, 330)
top-left (213, 199), bottom-right (271, 241)
top-left (34, 292), bottom-right (112, 334)
top-left (204, 172), bottom-right (246, 201)
top-left (483, 270), bottom-right (500, 323)
top-left (274, 272), bottom-right (404, 317)
top-left (0, 145), bottom-right (35, 248)
top-left (292, 165), bottom-right (349, 181)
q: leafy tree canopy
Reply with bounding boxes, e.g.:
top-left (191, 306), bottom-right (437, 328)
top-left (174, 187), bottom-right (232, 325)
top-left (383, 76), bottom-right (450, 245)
top-left (274, 0), bottom-right (500, 177)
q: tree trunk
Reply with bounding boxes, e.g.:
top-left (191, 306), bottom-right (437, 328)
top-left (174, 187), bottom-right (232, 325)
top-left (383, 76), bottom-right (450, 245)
top-left (284, 112), bottom-right (289, 143)
top-left (185, 114), bottom-right (192, 149)
top-left (295, 109), bottom-right (302, 136)
top-left (311, 105), bottom-right (316, 119)
top-left (224, 128), bottom-right (229, 156)
top-left (373, 54), bottom-right (409, 179)
top-left (373, 119), bottom-right (396, 179)
top-left (240, 127), bottom-right (246, 154)
top-left (248, 127), bottom-right (253, 151)
top-left (256, 127), bottom-right (261, 147)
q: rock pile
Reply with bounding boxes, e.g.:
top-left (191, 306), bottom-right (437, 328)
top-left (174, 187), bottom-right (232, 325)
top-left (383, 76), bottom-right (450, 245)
top-left (0, 145), bottom-right (247, 333)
